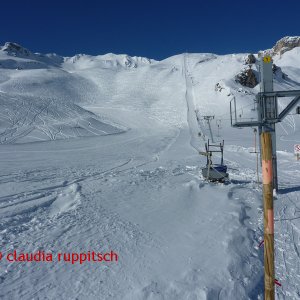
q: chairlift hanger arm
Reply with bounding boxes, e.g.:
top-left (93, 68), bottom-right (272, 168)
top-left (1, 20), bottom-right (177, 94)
top-left (257, 90), bottom-right (300, 98)
top-left (232, 121), bottom-right (261, 127)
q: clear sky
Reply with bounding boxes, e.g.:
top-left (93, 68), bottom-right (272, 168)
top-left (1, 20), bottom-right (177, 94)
top-left (1, 0), bottom-right (299, 60)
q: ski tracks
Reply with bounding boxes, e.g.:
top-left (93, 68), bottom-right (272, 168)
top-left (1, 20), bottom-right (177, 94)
top-left (183, 54), bottom-right (205, 152)
top-left (275, 193), bottom-right (300, 299)
top-left (0, 158), bottom-right (161, 299)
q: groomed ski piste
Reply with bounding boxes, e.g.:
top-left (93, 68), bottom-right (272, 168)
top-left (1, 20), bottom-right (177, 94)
top-left (0, 39), bottom-right (299, 299)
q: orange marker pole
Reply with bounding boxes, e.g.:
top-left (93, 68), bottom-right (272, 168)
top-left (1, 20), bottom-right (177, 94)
top-left (261, 132), bottom-right (275, 300)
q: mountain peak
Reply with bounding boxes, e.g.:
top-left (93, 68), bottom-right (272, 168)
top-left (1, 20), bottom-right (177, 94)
top-left (1, 42), bottom-right (31, 57)
top-left (259, 36), bottom-right (300, 57)
top-left (273, 36), bottom-right (300, 55)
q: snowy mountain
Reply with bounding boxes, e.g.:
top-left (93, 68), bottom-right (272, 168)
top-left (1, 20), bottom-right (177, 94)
top-left (0, 38), bottom-right (300, 299)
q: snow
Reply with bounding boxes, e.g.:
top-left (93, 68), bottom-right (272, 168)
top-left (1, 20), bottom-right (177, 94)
top-left (0, 40), bottom-right (300, 299)
top-left (49, 183), bottom-right (81, 217)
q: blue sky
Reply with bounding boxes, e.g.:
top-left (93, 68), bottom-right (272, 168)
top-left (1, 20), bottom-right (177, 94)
top-left (1, 0), bottom-right (299, 59)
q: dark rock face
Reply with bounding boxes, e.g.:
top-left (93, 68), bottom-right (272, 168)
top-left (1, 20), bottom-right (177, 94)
top-left (245, 54), bottom-right (256, 64)
top-left (273, 64), bottom-right (288, 79)
top-left (215, 82), bottom-right (224, 92)
top-left (272, 64), bottom-right (281, 74)
top-left (235, 68), bottom-right (258, 88)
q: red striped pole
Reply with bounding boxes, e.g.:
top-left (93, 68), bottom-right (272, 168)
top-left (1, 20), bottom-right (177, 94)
top-left (261, 132), bottom-right (275, 300)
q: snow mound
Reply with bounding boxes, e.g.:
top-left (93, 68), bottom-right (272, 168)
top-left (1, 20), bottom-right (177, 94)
top-left (0, 93), bottom-right (126, 144)
top-left (63, 53), bottom-right (156, 71)
top-left (49, 183), bottom-right (81, 217)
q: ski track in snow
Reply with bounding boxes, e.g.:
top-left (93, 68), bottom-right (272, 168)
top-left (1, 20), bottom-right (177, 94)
top-left (0, 127), bottom-right (268, 299)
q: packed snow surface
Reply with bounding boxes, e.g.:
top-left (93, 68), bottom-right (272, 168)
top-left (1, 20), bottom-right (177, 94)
top-left (0, 41), bottom-right (300, 299)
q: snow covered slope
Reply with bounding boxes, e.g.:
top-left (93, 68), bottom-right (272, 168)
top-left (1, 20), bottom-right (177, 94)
top-left (0, 39), bottom-right (300, 299)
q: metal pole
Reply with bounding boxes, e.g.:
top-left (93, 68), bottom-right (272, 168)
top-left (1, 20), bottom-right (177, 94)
top-left (207, 119), bottom-right (214, 143)
top-left (260, 56), bottom-right (278, 191)
top-left (254, 128), bottom-right (259, 184)
top-left (234, 97), bottom-right (237, 123)
top-left (207, 152), bottom-right (211, 182)
top-left (261, 132), bottom-right (275, 300)
top-left (221, 140), bottom-right (224, 165)
top-left (204, 116), bottom-right (215, 143)
top-left (271, 129), bottom-right (278, 190)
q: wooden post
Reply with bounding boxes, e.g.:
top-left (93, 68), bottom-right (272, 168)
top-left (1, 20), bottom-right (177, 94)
top-left (261, 132), bottom-right (275, 300)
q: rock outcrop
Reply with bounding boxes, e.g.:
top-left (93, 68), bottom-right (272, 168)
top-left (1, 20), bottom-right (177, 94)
top-left (259, 36), bottom-right (300, 57)
top-left (235, 67), bottom-right (258, 88)
top-left (273, 64), bottom-right (288, 79)
top-left (245, 54), bottom-right (256, 64)
top-left (273, 36), bottom-right (300, 55)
